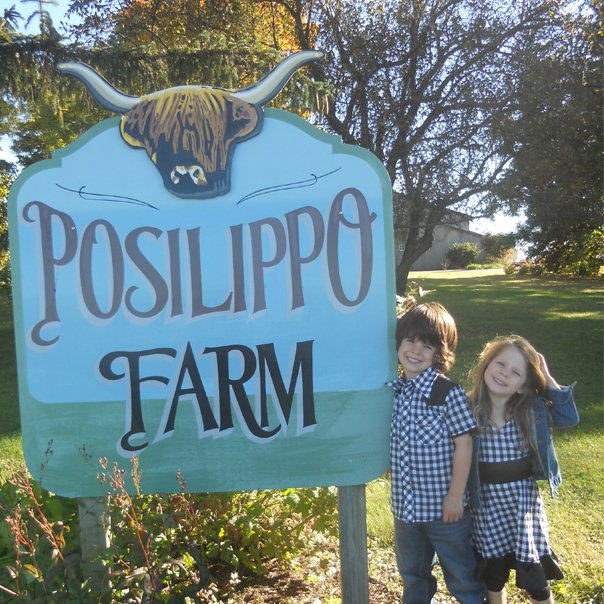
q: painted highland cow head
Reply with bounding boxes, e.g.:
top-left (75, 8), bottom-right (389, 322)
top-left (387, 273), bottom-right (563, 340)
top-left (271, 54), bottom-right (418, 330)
top-left (56, 51), bottom-right (322, 199)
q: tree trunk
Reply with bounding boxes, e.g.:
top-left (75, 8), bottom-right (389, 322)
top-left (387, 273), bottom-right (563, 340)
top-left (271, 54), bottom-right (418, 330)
top-left (395, 225), bottom-right (437, 295)
top-left (395, 254), bottom-right (414, 295)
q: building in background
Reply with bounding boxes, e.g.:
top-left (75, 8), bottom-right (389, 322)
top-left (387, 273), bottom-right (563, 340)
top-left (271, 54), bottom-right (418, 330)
top-left (394, 210), bottom-right (486, 271)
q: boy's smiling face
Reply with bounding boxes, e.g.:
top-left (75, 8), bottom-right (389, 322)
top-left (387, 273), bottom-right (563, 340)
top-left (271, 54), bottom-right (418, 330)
top-left (397, 337), bottom-right (437, 379)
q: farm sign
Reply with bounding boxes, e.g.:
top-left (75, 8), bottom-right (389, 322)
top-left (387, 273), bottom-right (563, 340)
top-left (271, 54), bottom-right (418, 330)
top-left (8, 52), bottom-right (397, 498)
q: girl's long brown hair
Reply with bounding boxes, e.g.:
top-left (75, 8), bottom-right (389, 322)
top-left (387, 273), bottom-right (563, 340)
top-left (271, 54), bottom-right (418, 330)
top-left (468, 336), bottom-right (548, 450)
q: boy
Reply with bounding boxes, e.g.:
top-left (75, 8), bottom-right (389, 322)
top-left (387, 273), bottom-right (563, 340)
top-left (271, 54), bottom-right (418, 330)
top-left (388, 302), bottom-right (485, 604)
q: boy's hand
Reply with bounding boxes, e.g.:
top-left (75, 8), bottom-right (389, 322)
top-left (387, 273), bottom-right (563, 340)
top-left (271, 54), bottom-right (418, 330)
top-left (442, 493), bottom-right (464, 523)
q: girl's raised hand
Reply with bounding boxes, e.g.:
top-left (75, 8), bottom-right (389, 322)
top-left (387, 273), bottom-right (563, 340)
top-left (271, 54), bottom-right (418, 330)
top-left (538, 353), bottom-right (561, 390)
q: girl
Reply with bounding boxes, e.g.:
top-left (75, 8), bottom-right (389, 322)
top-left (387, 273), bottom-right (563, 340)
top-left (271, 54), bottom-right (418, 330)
top-left (468, 336), bottom-right (579, 604)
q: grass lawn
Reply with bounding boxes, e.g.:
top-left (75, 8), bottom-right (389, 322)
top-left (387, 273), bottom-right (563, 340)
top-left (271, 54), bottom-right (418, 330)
top-left (1, 270), bottom-right (602, 601)
top-left (0, 300), bottom-right (21, 469)
top-left (367, 269), bottom-right (604, 602)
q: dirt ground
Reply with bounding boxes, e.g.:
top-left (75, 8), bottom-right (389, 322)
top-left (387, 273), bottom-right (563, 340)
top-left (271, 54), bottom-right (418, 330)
top-left (210, 534), bottom-right (456, 604)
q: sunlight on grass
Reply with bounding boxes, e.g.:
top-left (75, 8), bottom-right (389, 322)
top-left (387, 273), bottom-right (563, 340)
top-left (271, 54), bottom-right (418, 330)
top-left (542, 310), bottom-right (601, 320)
top-left (409, 268), bottom-right (504, 280)
top-left (0, 434), bottom-right (25, 479)
top-left (546, 433), bottom-right (604, 600)
top-left (366, 478), bottom-right (394, 545)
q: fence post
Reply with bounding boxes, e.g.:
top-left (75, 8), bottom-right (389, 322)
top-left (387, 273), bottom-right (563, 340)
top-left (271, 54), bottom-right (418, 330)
top-left (78, 496), bottom-right (111, 592)
top-left (338, 484), bottom-right (369, 604)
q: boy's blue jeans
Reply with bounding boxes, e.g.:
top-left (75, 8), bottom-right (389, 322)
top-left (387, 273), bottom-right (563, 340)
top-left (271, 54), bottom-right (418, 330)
top-left (394, 509), bottom-right (486, 604)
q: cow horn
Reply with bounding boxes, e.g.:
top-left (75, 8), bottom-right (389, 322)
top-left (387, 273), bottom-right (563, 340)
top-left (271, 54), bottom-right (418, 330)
top-left (232, 50), bottom-right (323, 106)
top-left (56, 49), bottom-right (322, 112)
top-left (55, 62), bottom-right (141, 113)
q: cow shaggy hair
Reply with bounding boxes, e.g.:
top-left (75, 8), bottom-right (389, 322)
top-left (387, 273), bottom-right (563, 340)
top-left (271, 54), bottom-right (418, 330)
top-left (120, 88), bottom-right (260, 173)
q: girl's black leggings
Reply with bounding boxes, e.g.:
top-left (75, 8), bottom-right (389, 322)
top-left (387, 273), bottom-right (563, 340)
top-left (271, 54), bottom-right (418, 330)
top-left (486, 571), bottom-right (551, 601)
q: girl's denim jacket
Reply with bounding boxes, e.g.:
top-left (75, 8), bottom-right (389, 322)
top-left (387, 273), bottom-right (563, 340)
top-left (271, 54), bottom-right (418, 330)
top-left (469, 383), bottom-right (579, 509)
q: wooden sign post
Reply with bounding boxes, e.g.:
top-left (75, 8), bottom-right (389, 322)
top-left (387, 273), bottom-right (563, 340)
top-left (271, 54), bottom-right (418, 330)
top-left (339, 484), bottom-right (370, 603)
top-left (8, 51), bottom-right (397, 599)
top-left (78, 496), bottom-right (111, 592)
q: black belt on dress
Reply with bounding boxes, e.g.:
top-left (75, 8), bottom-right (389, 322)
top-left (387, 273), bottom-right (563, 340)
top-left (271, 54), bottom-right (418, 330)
top-left (479, 455), bottom-right (532, 484)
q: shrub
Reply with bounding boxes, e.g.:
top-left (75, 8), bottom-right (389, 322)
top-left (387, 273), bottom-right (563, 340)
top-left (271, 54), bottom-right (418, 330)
top-left (523, 227), bottom-right (603, 279)
top-left (0, 457), bottom-right (339, 602)
top-left (396, 281), bottom-right (435, 317)
top-left (446, 242), bottom-right (480, 268)
top-left (480, 233), bottom-right (516, 263)
top-left (518, 263), bottom-right (531, 275)
top-left (554, 228), bottom-right (604, 278)
top-left (0, 250), bottom-right (10, 300)
top-left (466, 262), bottom-right (505, 270)
top-left (504, 263), bottom-right (517, 275)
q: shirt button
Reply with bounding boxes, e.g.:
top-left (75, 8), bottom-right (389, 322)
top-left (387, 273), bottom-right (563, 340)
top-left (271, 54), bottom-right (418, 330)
top-left (538, 438), bottom-right (543, 443)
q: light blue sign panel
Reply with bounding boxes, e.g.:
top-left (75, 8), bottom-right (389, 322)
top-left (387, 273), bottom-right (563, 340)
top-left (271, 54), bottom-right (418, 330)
top-left (9, 109), bottom-right (397, 497)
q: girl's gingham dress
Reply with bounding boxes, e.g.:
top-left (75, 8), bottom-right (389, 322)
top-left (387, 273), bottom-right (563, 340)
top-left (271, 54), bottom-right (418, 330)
top-left (471, 418), bottom-right (563, 586)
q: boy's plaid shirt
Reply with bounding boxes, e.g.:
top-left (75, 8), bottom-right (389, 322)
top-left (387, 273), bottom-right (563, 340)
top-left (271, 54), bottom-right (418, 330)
top-left (388, 366), bottom-right (476, 523)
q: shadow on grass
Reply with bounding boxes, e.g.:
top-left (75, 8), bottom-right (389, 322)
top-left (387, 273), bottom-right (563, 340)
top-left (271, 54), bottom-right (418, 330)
top-left (414, 273), bottom-right (603, 436)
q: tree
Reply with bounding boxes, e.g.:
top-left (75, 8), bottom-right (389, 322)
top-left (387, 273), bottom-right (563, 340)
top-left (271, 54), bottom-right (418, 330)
top-left (1, 5), bottom-right (23, 39)
top-left (488, 0), bottom-right (603, 276)
top-left (21, 0), bottom-right (60, 40)
top-left (0, 0), bottom-right (324, 168)
top-left (5, 0), bottom-right (597, 288)
top-left (0, 160), bottom-right (15, 297)
top-left (267, 0), bottom-right (556, 292)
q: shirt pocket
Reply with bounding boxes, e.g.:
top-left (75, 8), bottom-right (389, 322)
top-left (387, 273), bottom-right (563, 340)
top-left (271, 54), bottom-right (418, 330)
top-left (414, 415), bottom-right (445, 445)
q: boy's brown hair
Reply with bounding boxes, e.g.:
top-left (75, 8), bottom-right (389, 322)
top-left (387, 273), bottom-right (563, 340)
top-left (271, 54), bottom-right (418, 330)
top-left (395, 302), bottom-right (458, 373)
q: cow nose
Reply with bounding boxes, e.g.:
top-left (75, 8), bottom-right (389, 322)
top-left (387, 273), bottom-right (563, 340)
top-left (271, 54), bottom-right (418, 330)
top-left (188, 166), bottom-right (207, 186)
top-left (171, 165), bottom-right (207, 186)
